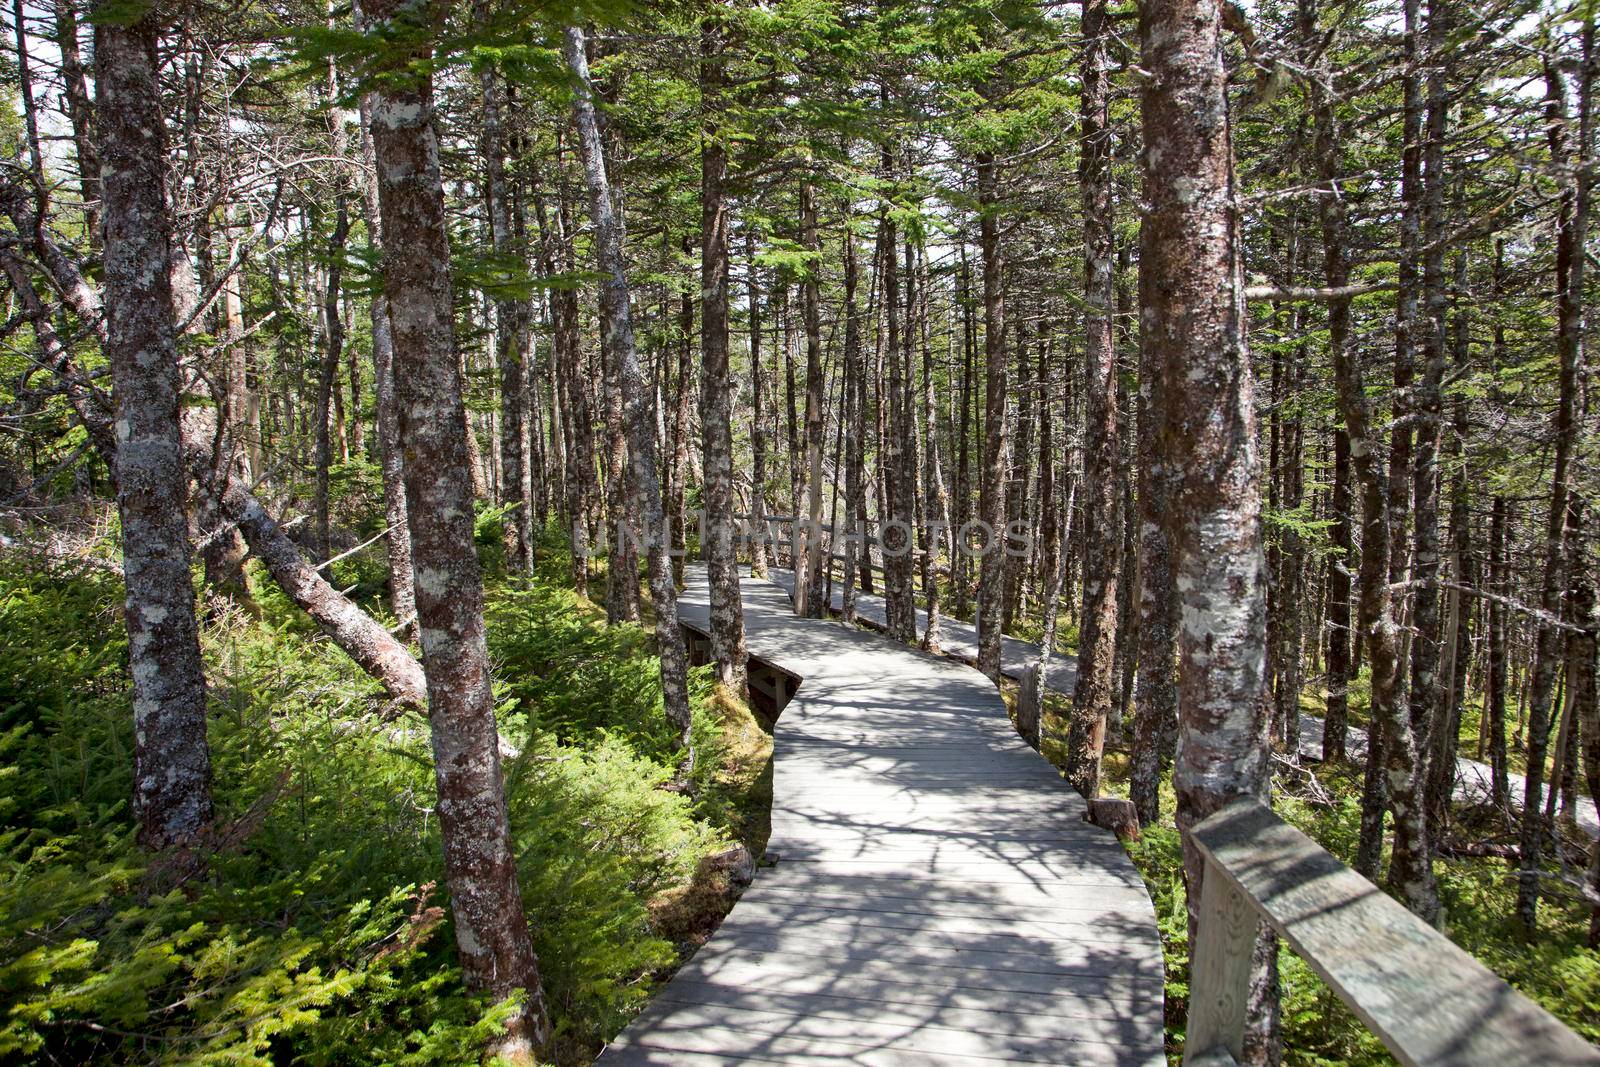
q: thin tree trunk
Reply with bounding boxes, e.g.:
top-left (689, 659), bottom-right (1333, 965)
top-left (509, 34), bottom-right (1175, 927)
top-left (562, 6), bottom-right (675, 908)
top-left (1517, 46), bottom-right (1591, 933)
top-left (879, 186), bottom-right (916, 640)
top-left (700, 13), bottom-right (746, 687)
top-left (799, 182), bottom-right (828, 619)
top-left (1068, 0), bottom-right (1120, 799)
top-left (747, 231), bottom-right (770, 579)
top-left (565, 24), bottom-right (696, 765)
top-left (842, 229), bottom-right (864, 622)
top-left (1315, 5), bottom-right (1439, 918)
top-left (313, 197), bottom-right (349, 568)
top-left (480, 59), bottom-right (533, 572)
top-left (975, 151), bottom-right (1007, 680)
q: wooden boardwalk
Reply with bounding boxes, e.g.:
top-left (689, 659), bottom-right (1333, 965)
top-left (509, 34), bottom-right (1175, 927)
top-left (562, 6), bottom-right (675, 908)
top-left (775, 568), bottom-right (1600, 841)
top-left (601, 569), bottom-right (1165, 1065)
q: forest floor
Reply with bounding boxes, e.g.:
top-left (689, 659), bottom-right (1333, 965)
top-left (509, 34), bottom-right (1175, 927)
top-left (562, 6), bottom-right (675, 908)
top-left (5, 515), bottom-right (1596, 1066)
top-left (0, 516), bottom-right (771, 1066)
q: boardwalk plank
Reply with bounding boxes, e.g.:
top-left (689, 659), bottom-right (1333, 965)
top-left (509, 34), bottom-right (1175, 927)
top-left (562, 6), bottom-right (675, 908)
top-left (599, 569), bottom-right (1165, 1065)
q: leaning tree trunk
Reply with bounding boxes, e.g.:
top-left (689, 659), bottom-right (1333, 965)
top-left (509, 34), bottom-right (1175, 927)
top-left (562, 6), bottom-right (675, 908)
top-left (95, 14), bottom-right (213, 851)
top-left (1138, 1), bottom-right (1280, 1058)
top-left (365, 4), bottom-right (551, 1057)
top-left (564, 24), bottom-right (696, 764)
top-left (1068, 0), bottom-right (1121, 800)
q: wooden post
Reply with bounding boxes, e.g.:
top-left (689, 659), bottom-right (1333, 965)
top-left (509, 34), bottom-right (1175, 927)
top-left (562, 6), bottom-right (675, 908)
top-left (1184, 856), bottom-right (1257, 1065)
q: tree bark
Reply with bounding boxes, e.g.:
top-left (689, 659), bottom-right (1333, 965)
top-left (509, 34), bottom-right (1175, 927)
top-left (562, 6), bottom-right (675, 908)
top-left (354, 66), bottom-right (417, 637)
top-left (699, 13), bottom-right (747, 686)
top-left (1068, 0), bottom-right (1120, 799)
top-left (95, 15), bottom-right (213, 851)
top-left (747, 231), bottom-right (770, 579)
top-left (842, 229), bottom-right (864, 622)
top-left (365, 6), bottom-right (550, 1055)
top-left (480, 59), bottom-right (534, 573)
top-left (1518, 44), bottom-right (1591, 931)
top-left (313, 197), bottom-right (349, 568)
top-left (565, 25), bottom-right (696, 764)
top-left (975, 152), bottom-right (1008, 680)
top-left (799, 181), bottom-right (828, 620)
top-left (1139, 1), bottom-right (1279, 1056)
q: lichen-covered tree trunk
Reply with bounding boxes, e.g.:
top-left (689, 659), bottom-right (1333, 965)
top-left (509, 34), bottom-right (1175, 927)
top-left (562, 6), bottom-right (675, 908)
top-left (95, 15), bottom-right (213, 851)
top-left (699, 15), bottom-right (746, 686)
top-left (974, 151), bottom-right (1007, 680)
top-left (564, 24), bottom-right (696, 763)
top-left (479, 60), bottom-right (533, 573)
top-left (365, 5), bottom-right (550, 1056)
top-left (1130, 343), bottom-right (1177, 825)
top-left (1137, 2), bottom-right (1280, 1057)
top-left (1067, 0), bottom-right (1120, 799)
top-left (353, 61), bottom-right (417, 636)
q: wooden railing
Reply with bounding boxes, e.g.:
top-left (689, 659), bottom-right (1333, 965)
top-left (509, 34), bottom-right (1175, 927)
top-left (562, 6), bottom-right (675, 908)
top-left (1185, 798), bottom-right (1600, 1067)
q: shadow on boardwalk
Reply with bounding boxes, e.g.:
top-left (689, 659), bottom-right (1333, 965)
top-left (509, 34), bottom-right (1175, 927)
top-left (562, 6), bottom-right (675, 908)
top-left (600, 570), bottom-right (1166, 1066)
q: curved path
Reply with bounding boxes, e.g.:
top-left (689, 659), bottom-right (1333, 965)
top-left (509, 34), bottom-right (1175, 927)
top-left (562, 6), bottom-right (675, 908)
top-left (601, 569), bottom-right (1166, 1065)
top-left (776, 568), bottom-right (1600, 841)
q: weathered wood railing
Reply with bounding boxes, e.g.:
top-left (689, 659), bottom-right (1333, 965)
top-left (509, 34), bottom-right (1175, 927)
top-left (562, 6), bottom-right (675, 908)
top-left (1185, 798), bottom-right (1600, 1067)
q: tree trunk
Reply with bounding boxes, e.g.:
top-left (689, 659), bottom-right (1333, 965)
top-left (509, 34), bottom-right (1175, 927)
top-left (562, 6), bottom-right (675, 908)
top-left (842, 229), bottom-right (864, 622)
top-left (366, 7), bottom-right (551, 1056)
top-left (95, 14), bottom-right (213, 851)
top-left (565, 24), bottom-right (696, 765)
top-left (51, 0), bottom-right (99, 245)
top-left (313, 197), bottom-right (349, 568)
top-left (699, 14), bottom-right (746, 687)
top-left (747, 231), bottom-right (770, 579)
top-left (799, 182), bottom-right (828, 620)
top-left (354, 70), bottom-right (417, 637)
top-left (1138, 0), bottom-right (1278, 1055)
top-left (879, 190), bottom-right (916, 641)
top-left (1068, 0), bottom-right (1120, 799)
top-left (918, 240), bottom-right (950, 654)
top-left (480, 59), bottom-right (533, 572)
top-left (974, 152), bottom-right (1008, 680)
top-left (1517, 47), bottom-right (1591, 933)
top-left (1314, 1), bottom-right (1439, 919)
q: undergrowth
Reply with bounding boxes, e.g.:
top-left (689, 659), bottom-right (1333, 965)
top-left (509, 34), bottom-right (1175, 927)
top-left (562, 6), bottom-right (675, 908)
top-left (0, 524), bottom-right (771, 1066)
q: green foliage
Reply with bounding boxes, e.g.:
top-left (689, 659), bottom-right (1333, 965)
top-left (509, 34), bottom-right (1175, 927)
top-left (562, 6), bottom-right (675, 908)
top-left (0, 546), bottom-right (745, 1064)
